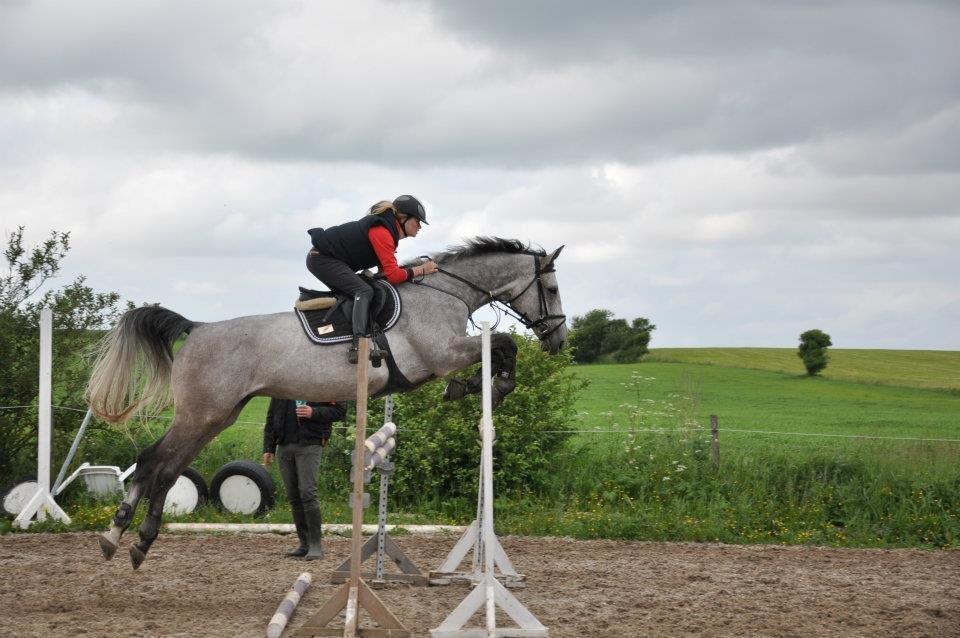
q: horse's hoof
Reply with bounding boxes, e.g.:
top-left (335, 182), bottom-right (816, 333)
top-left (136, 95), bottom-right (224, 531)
top-left (98, 534), bottom-right (118, 560)
top-left (129, 545), bottom-right (146, 570)
top-left (494, 378), bottom-right (516, 395)
top-left (443, 379), bottom-right (466, 401)
top-left (492, 378), bottom-right (516, 408)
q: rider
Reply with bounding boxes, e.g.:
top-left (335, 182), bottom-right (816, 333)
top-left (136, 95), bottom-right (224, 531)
top-left (307, 195), bottom-right (439, 363)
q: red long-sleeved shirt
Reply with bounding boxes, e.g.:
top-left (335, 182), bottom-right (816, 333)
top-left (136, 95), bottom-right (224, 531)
top-left (368, 221), bottom-right (414, 284)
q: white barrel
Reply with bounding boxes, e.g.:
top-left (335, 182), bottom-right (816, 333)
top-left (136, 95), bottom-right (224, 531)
top-left (266, 572), bottom-right (312, 638)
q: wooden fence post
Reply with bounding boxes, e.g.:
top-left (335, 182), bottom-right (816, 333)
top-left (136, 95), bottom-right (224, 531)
top-left (710, 414), bottom-right (720, 470)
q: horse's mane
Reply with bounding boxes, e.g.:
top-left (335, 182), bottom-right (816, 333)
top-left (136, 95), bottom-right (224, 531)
top-left (431, 237), bottom-right (545, 265)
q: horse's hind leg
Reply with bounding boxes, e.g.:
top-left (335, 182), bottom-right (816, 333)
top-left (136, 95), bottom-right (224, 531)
top-left (129, 470), bottom-right (179, 569)
top-left (127, 404), bottom-right (246, 569)
top-left (99, 481), bottom-right (145, 559)
top-left (99, 435), bottom-right (169, 559)
top-left (127, 428), bottom-right (207, 568)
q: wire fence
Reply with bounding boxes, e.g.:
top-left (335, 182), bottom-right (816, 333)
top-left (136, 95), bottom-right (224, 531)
top-left (3, 403), bottom-right (958, 444)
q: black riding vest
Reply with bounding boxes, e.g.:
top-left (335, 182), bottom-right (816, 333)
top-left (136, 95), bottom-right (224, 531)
top-left (308, 213), bottom-right (401, 272)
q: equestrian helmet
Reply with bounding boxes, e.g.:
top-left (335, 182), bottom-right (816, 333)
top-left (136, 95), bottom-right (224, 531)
top-left (393, 195), bottom-right (428, 225)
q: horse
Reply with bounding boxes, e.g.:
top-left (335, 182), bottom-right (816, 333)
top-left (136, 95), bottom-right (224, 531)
top-left (85, 237), bottom-right (568, 569)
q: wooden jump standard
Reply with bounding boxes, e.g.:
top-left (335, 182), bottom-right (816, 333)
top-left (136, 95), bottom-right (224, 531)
top-left (331, 395), bottom-right (427, 586)
top-left (294, 338), bottom-right (410, 638)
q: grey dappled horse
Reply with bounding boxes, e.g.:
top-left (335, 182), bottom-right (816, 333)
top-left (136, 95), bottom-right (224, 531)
top-left (86, 237), bottom-right (567, 569)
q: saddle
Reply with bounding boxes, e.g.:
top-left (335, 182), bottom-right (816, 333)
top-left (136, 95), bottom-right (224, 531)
top-left (293, 277), bottom-right (414, 394)
top-left (293, 276), bottom-right (401, 345)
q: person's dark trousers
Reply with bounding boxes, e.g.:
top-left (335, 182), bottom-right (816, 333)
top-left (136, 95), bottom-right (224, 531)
top-left (306, 252), bottom-right (373, 298)
top-left (307, 250), bottom-right (383, 367)
top-left (278, 443), bottom-right (324, 560)
top-left (306, 252), bottom-right (379, 363)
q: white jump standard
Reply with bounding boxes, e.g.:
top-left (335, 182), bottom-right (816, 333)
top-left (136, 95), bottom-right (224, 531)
top-left (431, 323), bottom-right (548, 638)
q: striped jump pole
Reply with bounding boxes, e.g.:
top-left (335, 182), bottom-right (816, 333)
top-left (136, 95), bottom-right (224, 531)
top-left (267, 572), bottom-right (312, 638)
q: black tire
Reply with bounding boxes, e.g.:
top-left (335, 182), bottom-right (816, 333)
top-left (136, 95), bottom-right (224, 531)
top-left (163, 467), bottom-right (209, 515)
top-left (209, 460), bottom-right (275, 516)
top-left (1, 476), bottom-right (38, 518)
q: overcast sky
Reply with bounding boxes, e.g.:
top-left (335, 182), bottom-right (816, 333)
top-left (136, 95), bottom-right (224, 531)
top-left (2, 1), bottom-right (958, 349)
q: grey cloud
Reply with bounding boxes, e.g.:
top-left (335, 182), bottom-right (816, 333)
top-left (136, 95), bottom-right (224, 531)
top-left (801, 106), bottom-right (960, 175)
top-left (3, 1), bottom-right (957, 171)
top-left (424, 1), bottom-right (955, 67)
top-left (423, 1), bottom-right (960, 165)
top-left (0, 1), bottom-right (278, 92)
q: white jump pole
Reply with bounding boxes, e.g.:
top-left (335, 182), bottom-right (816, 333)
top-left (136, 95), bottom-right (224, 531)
top-left (14, 307), bottom-right (71, 529)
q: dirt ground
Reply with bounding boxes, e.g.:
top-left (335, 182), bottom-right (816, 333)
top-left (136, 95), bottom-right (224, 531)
top-left (1, 532), bottom-right (958, 637)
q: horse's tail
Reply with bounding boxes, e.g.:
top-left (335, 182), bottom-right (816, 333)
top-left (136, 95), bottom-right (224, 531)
top-left (86, 305), bottom-right (197, 424)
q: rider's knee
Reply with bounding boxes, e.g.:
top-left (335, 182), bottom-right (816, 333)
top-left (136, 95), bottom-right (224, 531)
top-left (354, 288), bottom-right (373, 303)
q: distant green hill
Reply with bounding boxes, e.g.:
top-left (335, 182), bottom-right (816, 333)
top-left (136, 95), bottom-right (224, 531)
top-left (647, 348), bottom-right (960, 392)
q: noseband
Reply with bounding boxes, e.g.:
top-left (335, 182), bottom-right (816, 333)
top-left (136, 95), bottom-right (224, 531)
top-left (419, 253), bottom-right (567, 340)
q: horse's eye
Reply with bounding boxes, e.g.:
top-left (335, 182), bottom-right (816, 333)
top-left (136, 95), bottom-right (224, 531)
top-left (547, 286), bottom-right (558, 294)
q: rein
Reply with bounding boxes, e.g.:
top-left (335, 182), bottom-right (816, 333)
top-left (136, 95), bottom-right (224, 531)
top-left (412, 253), bottom-right (566, 338)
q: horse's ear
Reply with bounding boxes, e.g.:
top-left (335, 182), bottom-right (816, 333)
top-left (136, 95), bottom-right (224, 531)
top-left (548, 245), bottom-right (564, 264)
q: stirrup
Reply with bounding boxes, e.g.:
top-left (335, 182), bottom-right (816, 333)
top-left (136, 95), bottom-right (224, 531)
top-left (369, 339), bottom-right (383, 368)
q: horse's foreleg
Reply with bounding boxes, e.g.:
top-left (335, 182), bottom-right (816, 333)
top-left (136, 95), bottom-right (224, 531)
top-left (441, 333), bottom-right (518, 407)
top-left (490, 333), bottom-right (518, 407)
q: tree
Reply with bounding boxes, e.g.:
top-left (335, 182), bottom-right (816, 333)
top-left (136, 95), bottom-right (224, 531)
top-left (568, 308), bottom-right (655, 363)
top-left (615, 317), bottom-right (656, 363)
top-left (797, 329), bottom-right (832, 376)
top-left (567, 309), bottom-right (612, 362)
top-left (0, 227), bottom-right (127, 485)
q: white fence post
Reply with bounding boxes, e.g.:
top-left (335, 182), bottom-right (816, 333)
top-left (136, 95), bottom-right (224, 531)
top-left (14, 307), bottom-right (71, 528)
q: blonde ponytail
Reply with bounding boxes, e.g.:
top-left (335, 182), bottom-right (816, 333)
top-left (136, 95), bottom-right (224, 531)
top-left (367, 200), bottom-right (396, 217)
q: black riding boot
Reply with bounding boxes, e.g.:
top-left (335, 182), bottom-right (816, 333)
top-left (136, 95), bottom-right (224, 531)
top-left (303, 503), bottom-right (324, 560)
top-left (348, 291), bottom-right (381, 366)
top-left (285, 504), bottom-right (309, 558)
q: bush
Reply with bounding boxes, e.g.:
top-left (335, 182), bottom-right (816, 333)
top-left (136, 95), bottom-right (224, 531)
top-left (363, 330), bottom-right (587, 508)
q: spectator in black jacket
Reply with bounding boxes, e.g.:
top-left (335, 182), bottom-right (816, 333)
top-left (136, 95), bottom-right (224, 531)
top-left (262, 398), bottom-right (346, 560)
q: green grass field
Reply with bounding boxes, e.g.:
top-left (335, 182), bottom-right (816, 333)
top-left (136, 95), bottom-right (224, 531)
top-left (568, 360), bottom-right (960, 478)
top-left (150, 348), bottom-right (960, 477)
top-left (648, 347), bottom-right (960, 392)
top-left (27, 348), bottom-right (958, 548)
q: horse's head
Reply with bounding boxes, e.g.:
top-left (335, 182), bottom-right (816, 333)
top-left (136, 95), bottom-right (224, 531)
top-left (500, 244), bottom-right (568, 354)
top-left (431, 238), bottom-right (569, 354)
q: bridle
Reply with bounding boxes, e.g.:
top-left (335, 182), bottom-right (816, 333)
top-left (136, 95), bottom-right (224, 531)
top-left (413, 252), bottom-right (567, 340)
